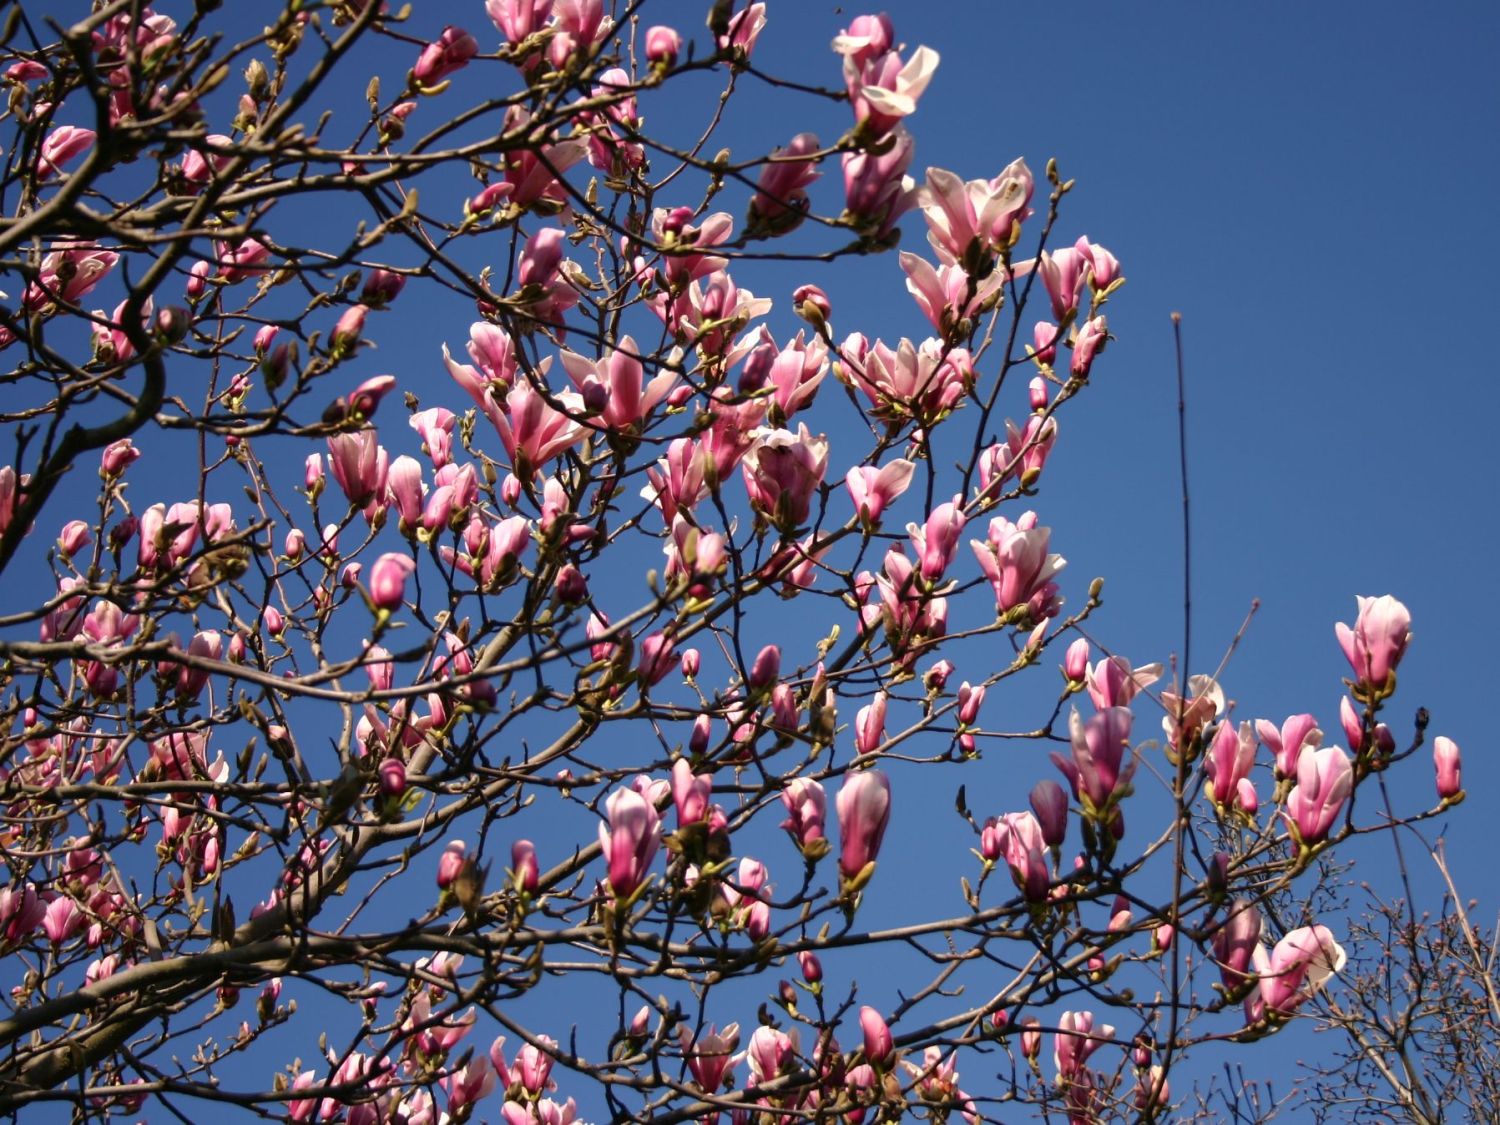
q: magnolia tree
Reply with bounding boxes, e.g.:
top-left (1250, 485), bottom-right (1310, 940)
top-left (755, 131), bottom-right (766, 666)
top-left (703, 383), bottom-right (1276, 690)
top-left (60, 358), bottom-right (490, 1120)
top-left (0, 1), bottom-right (1479, 1122)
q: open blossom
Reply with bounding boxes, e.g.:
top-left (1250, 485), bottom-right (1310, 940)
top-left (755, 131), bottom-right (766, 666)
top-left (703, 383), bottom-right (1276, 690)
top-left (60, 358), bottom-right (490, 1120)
top-left (25, 243), bottom-right (119, 310)
top-left (680, 1023), bottom-right (740, 1091)
top-left (559, 335), bottom-right (677, 431)
top-left (599, 786), bottom-right (661, 900)
top-left (745, 1025), bottom-right (796, 1084)
top-left (840, 334), bottom-right (973, 422)
top-left (741, 424), bottom-right (828, 530)
top-left (842, 37), bottom-right (940, 139)
top-left (1256, 713), bottom-right (1322, 780)
top-left (1053, 1010), bottom-right (1114, 1084)
top-left (717, 2), bottom-right (766, 58)
top-left (917, 160), bottom-right (1034, 265)
top-left (1051, 707), bottom-right (1135, 819)
top-left (1249, 925), bottom-right (1347, 1020)
top-left (900, 251), bottom-right (1003, 336)
top-left (845, 458), bottom-right (915, 527)
top-left (1335, 594), bottom-right (1411, 696)
top-left (38, 125), bottom-right (95, 179)
top-left (1284, 745), bottom-right (1352, 846)
top-left (1038, 242), bottom-right (1091, 321)
top-left (1085, 655), bottom-right (1161, 710)
top-left (970, 510), bottom-right (1065, 622)
top-left (491, 377), bottom-right (585, 477)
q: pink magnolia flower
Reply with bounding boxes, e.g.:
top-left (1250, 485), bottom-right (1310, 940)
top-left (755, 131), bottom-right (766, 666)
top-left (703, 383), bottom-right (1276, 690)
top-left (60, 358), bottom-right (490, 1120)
top-left (1070, 315), bottom-right (1109, 377)
top-left (548, 0), bottom-right (609, 64)
top-left (367, 553), bottom-right (415, 611)
top-left (559, 335), bottom-right (677, 431)
top-left (970, 511), bottom-right (1066, 623)
top-left (515, 227), bottom-right (580, 328)
top-left (0, 882), bottom-right (46, 942)
top-left (1063, 638), bottom-right (1090, 683)
top-left (213, 237), bottom-right (269, 284)
top-left (985, 811), bottom-right (1050, 902)
top-left (900, 251), bottom-right (1003, 336)
top-left (741, 424), bottom-right (828, 530)
top-left (745, 1025), bottom-right (796, 1084)
top-left (413, 26), bottom-right (479, 89)
top-left (326, 429), bottom-right (388, 508)
top-left (1249, 925), bottom-right (1346, 1019)
top-left (831, 13), bottom-right (894, 64)
top-left (1085, 655), bottom-right (1161, 710)
top-left (671, 758), bottom-right (713, 826)
top-left (1256, 713), bottom-right (1322, 780)
top-left (836, 769), bottom-right (892, 892)
top-left (650, 207), bottom-right (734, 285)
top-left (780, 778), bottom-right (827, 855)
top-left (1335, 594), bottom-right (1412, 696)
top-left (38, 125), bottom-right (95, 180)
top-left (841, 333), bottom-right (973, 423)
top-left (645, 25), bottom-right (681, 67)
top-left (1053, 1010), bottom-right (1114, 1084)
top-left (843, 41), bottom-right (940, 139)
top-left (599, 786), bottom-right (661, 900)
top-left (25, 243), bottom-right (119, 310)
top-left (841, 127), bottom-right (917, 239)
top-left (1038, 243), bottom-right (1091, 321)
top-left (99, 438), bottom-right (141, 477)
top-left (855, 691), bottom-right (888, 755)
top-left (909, 496), bottom-right (967, 582)
top-left (408, 408), bottom-right (457, 469)
top-left (1079, 237), bottom-right (1121, 289)
top-left (978, 414), bottom-right (1059, 494)
top-left (680, 1022), bottom-right (741, 1091)
top-left (859, 1006), bottom-right (894, 1068)
top-left (42, 895), bottom-right (84, 943)
top-left (386, 455), bottom-right (425, 533)
top-left (917, 160), bottom-right (1034, 265)
top-left (506, 838), bottom-right (539, 896)
top-left (1029, 779), bottom-right (1068, 849)
top-left (717, 2), bottom-right (766, 58)
top-left (492, 376), bottom-right (585, 477)
top-left (487, 0), bottom-right (553, 43)
top-left (1051, 707), bottom-right (1135, 820)
top-left (1284, 745), bottom-right (1352, 846)
top-left (514, 1034), bottom-right (557, 1095)
top-left (747, 133), bottom-right (822, 237)
top-left (437, 840), bottom-right (468, 889)
top-left (1204, 721), bottom-right (1257, 814)
top-left (1433, 735), bottom-right (1462, 800)
top-left (845, 459), bottom-right (915, 528)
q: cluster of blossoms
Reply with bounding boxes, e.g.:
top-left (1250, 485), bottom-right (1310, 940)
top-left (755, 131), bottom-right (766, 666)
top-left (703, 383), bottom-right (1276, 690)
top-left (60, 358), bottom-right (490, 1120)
top-left (0, 1), bottom-right (1467, 1123)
